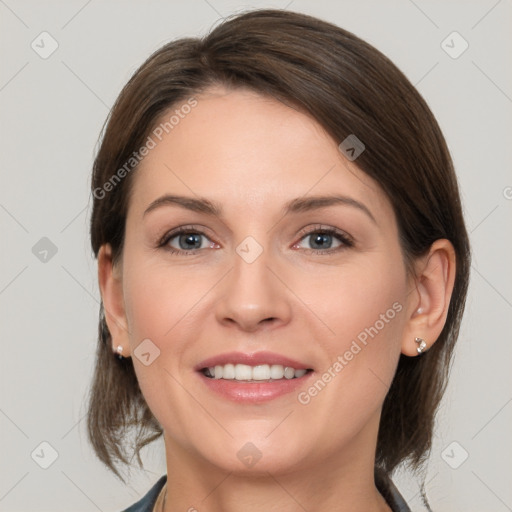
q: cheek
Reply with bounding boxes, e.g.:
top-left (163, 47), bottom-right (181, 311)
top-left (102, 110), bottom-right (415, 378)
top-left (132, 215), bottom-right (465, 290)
top-left (332, 290), bottom-right (405, 392)
top-left (335, 267), bottom-right (405, 347)
top-left (331, 258), bottom-right (406, 365)
top-left (122, 250), bottom-right (202, 342)
top-left (303, 255), bottom-right (407, 415)
top-left (297, 250), bottom-right (406, 341)
top-left (123, 268), bottom-right (173, 341)
top-left (120, 255), bottom-right (201, 428)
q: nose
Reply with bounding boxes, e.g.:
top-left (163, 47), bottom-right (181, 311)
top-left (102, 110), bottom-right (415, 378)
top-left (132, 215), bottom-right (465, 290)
top-left (214, 243), bottom-right (292, 333)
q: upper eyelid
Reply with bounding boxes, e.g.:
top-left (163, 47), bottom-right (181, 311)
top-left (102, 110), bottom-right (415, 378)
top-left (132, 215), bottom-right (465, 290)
top-left (297, 224), bottom-right (353, 241)
top-left (158, 224), bottom-right (213, 243)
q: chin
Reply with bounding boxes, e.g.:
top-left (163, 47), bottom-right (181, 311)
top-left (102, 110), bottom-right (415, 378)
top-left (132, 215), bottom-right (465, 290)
top-left (190, 434), bottom-right (309, 476)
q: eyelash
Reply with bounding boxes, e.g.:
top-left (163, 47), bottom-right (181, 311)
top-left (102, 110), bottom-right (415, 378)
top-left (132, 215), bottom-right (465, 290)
top-left (295, 225), bottom-right (354, 254)
top-left (157, 224), bottom-right (354, 256)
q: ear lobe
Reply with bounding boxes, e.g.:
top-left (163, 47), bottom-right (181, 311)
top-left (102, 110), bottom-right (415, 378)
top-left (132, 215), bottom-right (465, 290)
top-left (401, 239), bottom-right (456, 357)
top-left (97, 244), bottom-right (131, 357)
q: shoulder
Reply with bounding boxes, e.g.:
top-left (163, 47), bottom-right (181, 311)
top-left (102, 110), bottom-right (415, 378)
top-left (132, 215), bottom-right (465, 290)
top-left (121, 475), bottom-right (167, 512)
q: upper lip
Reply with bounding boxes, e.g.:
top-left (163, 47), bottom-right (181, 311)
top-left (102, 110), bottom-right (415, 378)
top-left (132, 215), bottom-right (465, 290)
top-left (195, 351), bottom-right (313, 371)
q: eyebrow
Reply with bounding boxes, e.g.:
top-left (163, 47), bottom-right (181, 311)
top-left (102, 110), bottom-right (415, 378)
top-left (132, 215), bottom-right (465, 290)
top-left (143, 194), bottom-right (376, 224)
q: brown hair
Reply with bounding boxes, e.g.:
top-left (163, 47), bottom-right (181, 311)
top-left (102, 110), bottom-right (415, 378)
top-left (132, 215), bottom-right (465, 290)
top-left (87, 7), bottom-right (470, 498)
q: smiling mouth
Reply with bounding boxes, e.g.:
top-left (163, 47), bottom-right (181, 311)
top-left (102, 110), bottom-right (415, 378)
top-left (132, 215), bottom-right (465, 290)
top-left (201, 363), bottom-right (313, 382)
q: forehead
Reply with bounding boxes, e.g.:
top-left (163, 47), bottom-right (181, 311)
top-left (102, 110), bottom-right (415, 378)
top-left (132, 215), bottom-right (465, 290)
top-left (129, 87), bottom-right (392, 221)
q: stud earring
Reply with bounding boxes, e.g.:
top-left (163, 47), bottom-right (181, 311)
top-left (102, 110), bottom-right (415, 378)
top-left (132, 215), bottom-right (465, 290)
top-left (115, 345), bottom-right (124, 359)
top-left (415, 337), bottom-right (427, 354)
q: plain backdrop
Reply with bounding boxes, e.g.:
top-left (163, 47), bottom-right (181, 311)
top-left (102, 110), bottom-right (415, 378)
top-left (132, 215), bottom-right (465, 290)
top-left (1, 1), bottom-right (511, 511)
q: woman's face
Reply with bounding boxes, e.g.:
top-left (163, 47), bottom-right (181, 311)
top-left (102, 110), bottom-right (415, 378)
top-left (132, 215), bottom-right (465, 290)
top-left (115, 87), bottom-right (415, 475)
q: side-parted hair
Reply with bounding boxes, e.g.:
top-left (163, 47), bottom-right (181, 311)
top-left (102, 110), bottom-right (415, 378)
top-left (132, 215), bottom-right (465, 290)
top-left (87, 8), bottom-right (470, 497)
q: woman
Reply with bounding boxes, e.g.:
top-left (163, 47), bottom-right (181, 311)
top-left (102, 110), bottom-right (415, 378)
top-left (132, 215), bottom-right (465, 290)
top-left (87, 9), bottom-right (470, 512)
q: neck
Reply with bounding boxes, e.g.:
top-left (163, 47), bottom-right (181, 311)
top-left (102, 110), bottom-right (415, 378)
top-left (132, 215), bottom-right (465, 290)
top-left (160, 431), bottom-right (392, 512)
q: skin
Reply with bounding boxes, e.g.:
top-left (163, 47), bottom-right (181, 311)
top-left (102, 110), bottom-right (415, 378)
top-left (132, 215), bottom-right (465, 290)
top-left (99, 87), bottom-right (456, 512)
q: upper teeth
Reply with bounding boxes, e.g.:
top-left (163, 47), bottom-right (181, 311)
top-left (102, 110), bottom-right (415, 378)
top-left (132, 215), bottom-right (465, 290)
top-left (205, 364), bottom-right (308, 381)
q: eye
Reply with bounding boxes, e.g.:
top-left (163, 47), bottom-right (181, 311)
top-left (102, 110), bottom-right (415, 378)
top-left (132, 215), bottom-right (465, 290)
top-left (157, 224), bottom-right (353, 256)
top-left (158, 226), bottom-right (218, 254)
top-left (293, 226), bottom-right (353, 254)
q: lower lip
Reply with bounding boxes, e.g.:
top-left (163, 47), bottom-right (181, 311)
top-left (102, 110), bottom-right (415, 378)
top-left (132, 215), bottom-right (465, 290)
top-left (197, 371), bottom-right (314, 403)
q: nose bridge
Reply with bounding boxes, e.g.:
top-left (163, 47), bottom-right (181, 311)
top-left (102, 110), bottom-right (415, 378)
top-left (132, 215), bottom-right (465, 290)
top-left (214, 235), bottom-right (292, 330)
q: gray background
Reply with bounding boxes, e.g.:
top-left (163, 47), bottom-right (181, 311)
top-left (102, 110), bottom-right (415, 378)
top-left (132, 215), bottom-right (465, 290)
top-left (1, 0), bottom-right (511, 511)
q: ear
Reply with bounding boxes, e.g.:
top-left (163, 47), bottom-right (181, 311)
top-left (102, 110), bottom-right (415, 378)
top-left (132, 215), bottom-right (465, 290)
top-left (97, 244), bottom-right (131, 357)
top-left (401, 239), bottom-right (456, 357)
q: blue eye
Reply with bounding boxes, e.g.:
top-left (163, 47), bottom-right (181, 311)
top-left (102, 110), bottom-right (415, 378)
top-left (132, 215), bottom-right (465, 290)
top-left (172, 232), bottom-right (205, 250)
top-left (158, 225), bottom-right (353, 256)
top-left (305, 232), bottom-right (338, 250)
top-left (159, 228), bottom-right (214, 254)
top-left (294, 228), bottom-right (353, 254)
top-left (157, 225), bottom-right (218, 255)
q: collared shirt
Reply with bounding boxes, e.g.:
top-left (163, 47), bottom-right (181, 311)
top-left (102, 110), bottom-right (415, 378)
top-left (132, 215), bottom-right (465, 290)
top-left (122, 474), bottom-right (411, 511)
